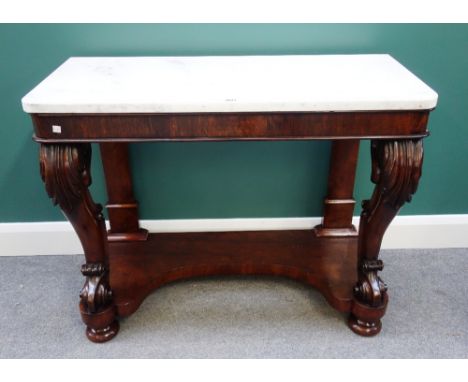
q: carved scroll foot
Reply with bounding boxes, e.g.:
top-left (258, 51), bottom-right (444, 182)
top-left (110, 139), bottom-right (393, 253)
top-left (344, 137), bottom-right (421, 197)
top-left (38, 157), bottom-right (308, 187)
top-left (39, 143), bottom-right (119, 342)
top-left (79, 262), bottom-right (119, 343)
top-left (349, 139), bottom-right (423, 336)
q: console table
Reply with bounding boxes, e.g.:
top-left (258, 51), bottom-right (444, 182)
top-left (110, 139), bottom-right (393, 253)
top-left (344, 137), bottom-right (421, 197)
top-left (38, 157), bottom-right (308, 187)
top-left (22, 55), bottom-right (438, 342)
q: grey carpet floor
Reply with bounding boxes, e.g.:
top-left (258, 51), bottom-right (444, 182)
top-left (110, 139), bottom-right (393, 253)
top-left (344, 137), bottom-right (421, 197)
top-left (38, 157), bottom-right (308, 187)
top-left (0, 249), bottom-right (467, 358)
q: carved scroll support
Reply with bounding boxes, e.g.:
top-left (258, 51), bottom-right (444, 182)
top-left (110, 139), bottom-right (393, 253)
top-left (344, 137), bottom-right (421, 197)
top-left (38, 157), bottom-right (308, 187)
top-left (39, 143), bottom-right (119, 342)
top-left (349, 139), bottom-right (423, 336)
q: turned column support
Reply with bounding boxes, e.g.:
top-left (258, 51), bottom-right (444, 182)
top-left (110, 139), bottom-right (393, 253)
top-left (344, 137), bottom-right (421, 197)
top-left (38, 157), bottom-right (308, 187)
top-left (349, 138), bottom-right (424, 336)
top-left (39, 143), bottom-right (119, 342)
top-left (315, 140), bottom-right (360, 237)
top-left (100, 142), bottom-right (148, 242)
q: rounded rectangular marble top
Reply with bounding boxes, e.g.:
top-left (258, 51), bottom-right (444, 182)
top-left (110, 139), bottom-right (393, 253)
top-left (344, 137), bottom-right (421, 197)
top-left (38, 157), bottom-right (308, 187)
top-left (21, 55), bottom-right (438, 114)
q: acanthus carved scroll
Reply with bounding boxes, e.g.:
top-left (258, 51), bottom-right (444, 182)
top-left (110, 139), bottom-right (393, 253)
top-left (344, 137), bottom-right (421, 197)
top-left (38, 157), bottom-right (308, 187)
top-left (366, 139), bottom-right (423, 218)
top-left (355, 139), bottom-right (423, 307)
top-left (39, 143), bottom-right (92, 214)
top-left (80, 263), bottom-right (113, 313)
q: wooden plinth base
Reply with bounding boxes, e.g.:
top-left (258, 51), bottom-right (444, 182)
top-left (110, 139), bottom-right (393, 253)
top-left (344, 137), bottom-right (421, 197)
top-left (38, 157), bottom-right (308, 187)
top-left (108, 230), bottom-right (358, 318)
top-left (314, 224), bottom-right (358, 238)
top-left (107, 228), bottom-right (149, 242)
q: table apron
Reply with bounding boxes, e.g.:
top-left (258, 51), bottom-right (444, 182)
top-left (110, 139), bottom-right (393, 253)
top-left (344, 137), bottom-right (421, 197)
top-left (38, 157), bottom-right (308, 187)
top-left (31, 111), bottom-right (430, 142)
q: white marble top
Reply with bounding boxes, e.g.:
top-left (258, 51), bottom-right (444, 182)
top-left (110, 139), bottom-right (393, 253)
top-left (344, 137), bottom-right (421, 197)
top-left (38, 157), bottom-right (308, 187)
top-left (22, 55), bottom-right (438, 114)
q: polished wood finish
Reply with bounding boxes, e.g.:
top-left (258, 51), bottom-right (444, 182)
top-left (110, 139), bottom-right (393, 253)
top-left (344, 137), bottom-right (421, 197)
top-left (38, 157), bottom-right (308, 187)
top-left (31, 111), bottom-right (429, 142)
top-left (109, 231), bottom-right (357, 317)
top-left (32, 111), bottom-right (430, 342)
top-left (39, 143), bottom-right (119, 342)
top-left (315, 140), bottom-right (359, 237)
top-left (349, 139), bottom-right (424, 335)
top-left (100, 143), bottom-right (148, 242)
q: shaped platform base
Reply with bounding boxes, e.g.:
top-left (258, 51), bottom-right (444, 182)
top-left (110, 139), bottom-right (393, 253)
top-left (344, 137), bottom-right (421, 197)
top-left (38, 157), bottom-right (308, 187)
top-left (108, 230), bottom-right (358, 319)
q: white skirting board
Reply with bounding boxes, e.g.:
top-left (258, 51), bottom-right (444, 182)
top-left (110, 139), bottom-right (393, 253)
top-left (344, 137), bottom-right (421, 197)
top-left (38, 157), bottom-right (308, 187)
top-left (0, 214), bottom-right (467, 256)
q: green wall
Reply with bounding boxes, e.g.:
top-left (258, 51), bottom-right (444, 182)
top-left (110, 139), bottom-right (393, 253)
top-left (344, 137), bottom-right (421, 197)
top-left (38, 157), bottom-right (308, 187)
top-left (0, 24), bottom-right (467, 222)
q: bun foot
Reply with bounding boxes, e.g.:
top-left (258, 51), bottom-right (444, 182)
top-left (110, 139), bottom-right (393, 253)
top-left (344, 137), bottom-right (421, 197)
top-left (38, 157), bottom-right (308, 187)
top-left (348, 314), bottom-right (381, 337)
top-left (86, 320), bottom-right (120, 343)
top-left (348, 294), bottom-right (388, 337)
top-left (80, 302), bottom-right (119, 343)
